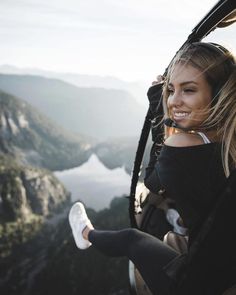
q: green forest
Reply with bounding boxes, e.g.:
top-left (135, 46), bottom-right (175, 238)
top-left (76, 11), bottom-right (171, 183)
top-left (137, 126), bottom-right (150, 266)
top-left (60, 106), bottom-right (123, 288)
top-left (0, 197), bottom-right (131, 295)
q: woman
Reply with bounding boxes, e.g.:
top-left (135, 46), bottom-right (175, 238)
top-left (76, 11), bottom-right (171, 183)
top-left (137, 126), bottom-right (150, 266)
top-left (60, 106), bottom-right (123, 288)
top-left (69, 42), bottom-right (236, 295)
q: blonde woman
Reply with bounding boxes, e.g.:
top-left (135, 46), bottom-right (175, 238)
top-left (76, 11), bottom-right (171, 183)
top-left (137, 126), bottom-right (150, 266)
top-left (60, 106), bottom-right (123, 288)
top-left (69, 42), bottom-right (236, 295)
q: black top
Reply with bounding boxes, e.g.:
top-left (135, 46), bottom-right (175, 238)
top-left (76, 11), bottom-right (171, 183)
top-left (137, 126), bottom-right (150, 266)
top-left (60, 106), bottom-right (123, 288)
top-left (145, 142), bottom-right (227, 244)
top-left (144, 143), bottom-right (236, 293)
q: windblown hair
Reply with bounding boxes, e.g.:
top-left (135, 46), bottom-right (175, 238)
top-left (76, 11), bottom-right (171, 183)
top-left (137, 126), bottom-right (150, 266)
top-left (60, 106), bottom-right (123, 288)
top-left (162, 42), bottom-right (236, 176)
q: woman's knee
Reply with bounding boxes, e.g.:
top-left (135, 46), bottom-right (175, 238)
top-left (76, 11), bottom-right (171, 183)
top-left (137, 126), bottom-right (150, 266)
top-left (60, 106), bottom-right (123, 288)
top-left (121, 228), bottom-right (149, 256)
top-left (121, 228), bottom-right (143, 243)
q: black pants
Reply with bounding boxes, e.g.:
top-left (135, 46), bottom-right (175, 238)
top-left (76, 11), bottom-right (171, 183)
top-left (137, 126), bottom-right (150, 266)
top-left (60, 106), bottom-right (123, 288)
top-left (88, 228), bottom-right (179, 295)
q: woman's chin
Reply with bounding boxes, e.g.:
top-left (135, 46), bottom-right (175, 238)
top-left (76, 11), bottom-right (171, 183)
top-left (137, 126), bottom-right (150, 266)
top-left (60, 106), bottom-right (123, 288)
top-left (173, 119), bottom-right (191, 130)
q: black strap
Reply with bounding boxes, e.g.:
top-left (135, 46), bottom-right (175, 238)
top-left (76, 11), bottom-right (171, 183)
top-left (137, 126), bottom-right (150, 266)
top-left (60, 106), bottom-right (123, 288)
top-left (129, 108), bottom-right (152, 228)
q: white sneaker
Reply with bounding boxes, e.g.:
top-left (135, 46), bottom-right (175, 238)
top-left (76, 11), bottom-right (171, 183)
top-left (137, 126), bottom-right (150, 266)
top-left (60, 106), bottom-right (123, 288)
top-left (166, 208), bottom-right (187, 235)
top-left (69, 202), bottom-right (93, 249)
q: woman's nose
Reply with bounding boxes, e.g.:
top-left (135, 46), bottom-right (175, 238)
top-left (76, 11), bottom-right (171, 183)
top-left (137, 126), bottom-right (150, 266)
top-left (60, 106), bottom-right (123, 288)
top-left (168, 91), bottom-right (183, 107)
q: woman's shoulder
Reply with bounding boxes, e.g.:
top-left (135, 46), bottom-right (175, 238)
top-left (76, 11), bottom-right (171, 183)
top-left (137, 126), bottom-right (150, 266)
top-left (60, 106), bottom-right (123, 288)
top-left (164, 132), bottom-right (207, 147)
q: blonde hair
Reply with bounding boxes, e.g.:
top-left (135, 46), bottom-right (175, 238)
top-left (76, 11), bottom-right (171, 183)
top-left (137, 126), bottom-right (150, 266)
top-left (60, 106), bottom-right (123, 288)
top-left (162, 42), bottom-right (236, 176)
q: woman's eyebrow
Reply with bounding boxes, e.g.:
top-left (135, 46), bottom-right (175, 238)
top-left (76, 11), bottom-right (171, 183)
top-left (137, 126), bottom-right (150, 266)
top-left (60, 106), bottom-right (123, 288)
top-left (168, 81), bottom-right (198, 87)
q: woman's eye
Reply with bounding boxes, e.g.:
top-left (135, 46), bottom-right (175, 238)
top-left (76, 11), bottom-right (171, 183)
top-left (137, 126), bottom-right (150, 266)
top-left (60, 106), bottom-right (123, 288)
top-left (183, 88), bottom-right (195, 93)
top-left (168, 88), bottom-right (174, 94)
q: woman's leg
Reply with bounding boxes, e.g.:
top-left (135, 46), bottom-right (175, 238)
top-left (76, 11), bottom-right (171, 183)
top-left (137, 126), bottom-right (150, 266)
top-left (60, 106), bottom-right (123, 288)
top-left (88, 228), bottom-right (178, 295)
top-left (69, 202), bottom-right (178, 295)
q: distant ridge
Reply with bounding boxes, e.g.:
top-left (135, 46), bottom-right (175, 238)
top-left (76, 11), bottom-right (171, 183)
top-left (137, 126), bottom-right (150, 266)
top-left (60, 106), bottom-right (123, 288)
top-left (0, 64), bottom-right (148, 106)
top-left (0, 73), bottom-right (146, 139)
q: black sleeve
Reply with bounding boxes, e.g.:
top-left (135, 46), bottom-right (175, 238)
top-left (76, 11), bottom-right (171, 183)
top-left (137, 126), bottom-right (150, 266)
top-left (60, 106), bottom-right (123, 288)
top-left (143, 83), bottom-right (165, 192)
top-left (147, 83), bottom-right (164, 144)
top-left (144, 143), bottom-right (163, 193)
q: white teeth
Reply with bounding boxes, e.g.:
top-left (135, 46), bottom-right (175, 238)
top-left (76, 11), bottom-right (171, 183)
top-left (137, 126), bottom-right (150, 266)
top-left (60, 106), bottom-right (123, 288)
top-left (174, 112), bottom-right (189, 118)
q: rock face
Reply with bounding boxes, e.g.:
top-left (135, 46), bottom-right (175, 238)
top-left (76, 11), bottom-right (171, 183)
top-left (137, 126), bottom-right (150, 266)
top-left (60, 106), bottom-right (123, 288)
top-left (0, 90), bottom-right (92, 171)
top-left (0, 89), bottom-right (74, 222)
top-left (0, 158), bottom-right (70, 222)
top-left (22, 168), bottom-right (69, 216)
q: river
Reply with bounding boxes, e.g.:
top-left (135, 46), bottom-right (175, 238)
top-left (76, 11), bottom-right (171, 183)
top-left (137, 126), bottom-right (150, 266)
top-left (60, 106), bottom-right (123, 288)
top-left (54, 154), bottom-right (131, 211)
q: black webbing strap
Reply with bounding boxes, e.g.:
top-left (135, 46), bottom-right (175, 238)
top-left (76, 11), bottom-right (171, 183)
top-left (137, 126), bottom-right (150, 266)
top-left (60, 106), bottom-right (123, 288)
top-left (129, 107), bottom-right (152, 228)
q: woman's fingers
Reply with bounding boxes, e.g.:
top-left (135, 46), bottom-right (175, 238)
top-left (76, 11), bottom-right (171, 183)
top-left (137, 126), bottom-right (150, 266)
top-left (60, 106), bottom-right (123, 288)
top-left (152, 75), bottom-right (164, 86)
top-left (156, 75), bottom-right (164, 83)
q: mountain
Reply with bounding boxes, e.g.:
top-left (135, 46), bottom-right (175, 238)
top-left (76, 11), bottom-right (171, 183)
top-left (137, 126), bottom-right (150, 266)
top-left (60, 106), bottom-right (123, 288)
top-left (0, 74), bottom-right (146, 140)
top-left (0, 87), bottom-right (144, 174)
top-left (0, 90), bottom-right (92, 171)
top-left (0, 64), bottom-right (148, 106)
top-left (0, 73), bottom-right (137, 295)
top-left (0, 89), bottom-right (76, 283)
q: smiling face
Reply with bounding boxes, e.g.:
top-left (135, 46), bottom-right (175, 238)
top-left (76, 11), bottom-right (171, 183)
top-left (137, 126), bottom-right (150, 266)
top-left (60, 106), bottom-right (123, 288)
top-left (166, 62), bottom-right (212, 130)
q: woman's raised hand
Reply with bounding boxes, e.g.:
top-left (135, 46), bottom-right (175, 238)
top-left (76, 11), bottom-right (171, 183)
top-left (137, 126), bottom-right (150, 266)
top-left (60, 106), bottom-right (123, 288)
top-left (151, 75), bottom-right (164, 86)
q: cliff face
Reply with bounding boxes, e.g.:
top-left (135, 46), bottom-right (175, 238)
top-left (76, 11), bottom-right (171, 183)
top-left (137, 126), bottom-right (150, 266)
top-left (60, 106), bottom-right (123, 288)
top-left (0, 157), bottom-right (70, 222)
top-left (0, 90), bottom-right (92, 171)
top-left (0, 89), bottom-right (74, 285)
top-left (0, 89), bottom-right (78, 223)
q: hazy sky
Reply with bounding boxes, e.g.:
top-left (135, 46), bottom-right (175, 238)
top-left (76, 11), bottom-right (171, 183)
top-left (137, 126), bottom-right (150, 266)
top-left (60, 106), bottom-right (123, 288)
top-left (0, 0), bottom-right (235, 82)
